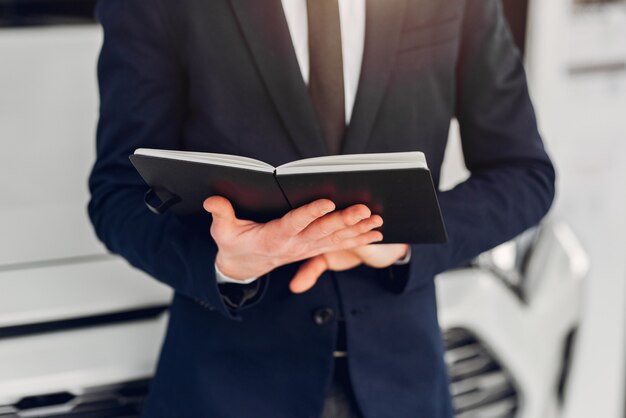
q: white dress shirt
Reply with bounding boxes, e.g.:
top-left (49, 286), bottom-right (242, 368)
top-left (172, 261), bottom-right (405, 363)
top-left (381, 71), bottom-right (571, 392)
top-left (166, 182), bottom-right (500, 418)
top-left (216, 0), bottom-right (409, 284)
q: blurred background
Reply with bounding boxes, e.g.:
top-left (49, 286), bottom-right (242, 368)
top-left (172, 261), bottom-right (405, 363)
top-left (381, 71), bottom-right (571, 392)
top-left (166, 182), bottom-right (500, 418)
top-left (0, 0), bottom-right (624, 417)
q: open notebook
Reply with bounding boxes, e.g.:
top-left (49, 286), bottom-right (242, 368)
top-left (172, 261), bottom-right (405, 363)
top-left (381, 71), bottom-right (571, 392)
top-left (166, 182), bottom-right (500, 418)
top-left (130, 149), bottom-right (446, 243)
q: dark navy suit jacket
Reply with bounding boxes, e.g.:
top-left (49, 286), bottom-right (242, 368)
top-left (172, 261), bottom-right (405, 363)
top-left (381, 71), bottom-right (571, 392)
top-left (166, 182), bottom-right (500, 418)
top-left (89, 0), bottom-right (555, 416)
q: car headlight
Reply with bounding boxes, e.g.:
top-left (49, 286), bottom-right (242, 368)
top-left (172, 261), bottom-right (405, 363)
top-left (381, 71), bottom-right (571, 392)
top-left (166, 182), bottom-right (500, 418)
top-left (471, 222), bottom-right (588, 303)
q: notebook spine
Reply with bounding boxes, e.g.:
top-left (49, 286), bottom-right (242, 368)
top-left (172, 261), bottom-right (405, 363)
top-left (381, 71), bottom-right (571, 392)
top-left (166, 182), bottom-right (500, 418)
top-left (273, 171), bottom-right (294, 211)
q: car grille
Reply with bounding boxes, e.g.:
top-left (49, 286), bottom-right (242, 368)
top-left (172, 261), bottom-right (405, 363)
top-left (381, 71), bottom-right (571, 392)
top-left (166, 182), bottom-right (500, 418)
top-left (444, 328), bottom-right (520, 418)
top-left (0, 379), bottom-right (149, 418)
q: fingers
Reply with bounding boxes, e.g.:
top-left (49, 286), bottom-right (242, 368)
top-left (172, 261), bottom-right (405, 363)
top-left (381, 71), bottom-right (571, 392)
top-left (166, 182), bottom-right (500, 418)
top-left (203, 196), bottom-right (236, 221)
top-left (312, 230), bottom-right (383, 257)
top-left (290, 250), bottom-right (363, 293)
top-left (276, 199), bottom-right (336, 237)
top-left (311, 214), bottom-right (383, 249)
top-left (298, 204), bottom-right (372, 242)
top-left (203, 196), bottom-right (239, 241)
top-left (290, 255), bottom-right (329, 294)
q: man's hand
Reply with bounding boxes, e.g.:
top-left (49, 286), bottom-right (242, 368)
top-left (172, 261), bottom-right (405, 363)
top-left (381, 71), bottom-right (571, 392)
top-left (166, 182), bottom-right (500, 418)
top-left (289, 244), bottom-right (410, 293)
top-left (203, 196), bottom-right (384, 281)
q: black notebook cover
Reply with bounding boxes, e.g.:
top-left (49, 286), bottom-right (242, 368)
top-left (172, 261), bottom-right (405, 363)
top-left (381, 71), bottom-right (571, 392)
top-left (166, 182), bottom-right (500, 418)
top-left (129, 154), bottom-right (447, 244)
top-left (277, 169), bottom-right (446, 243)
top-left (129, 155), bottom-right (290, 223)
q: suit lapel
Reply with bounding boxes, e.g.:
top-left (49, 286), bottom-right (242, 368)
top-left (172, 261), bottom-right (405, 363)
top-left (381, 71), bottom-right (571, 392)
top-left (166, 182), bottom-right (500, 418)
top-left (229, 0), bottom-right (328, 159)
top-left (341, 0), bottom-right (407, 155)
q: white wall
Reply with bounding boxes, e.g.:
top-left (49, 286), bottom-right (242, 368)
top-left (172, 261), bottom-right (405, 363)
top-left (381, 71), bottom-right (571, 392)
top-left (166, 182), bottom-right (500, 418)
top-left (526, 1), bottom-right (626, 417)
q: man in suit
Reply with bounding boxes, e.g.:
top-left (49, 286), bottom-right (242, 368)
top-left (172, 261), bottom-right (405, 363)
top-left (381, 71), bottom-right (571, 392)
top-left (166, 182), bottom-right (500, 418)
top-left (89, 0), bottom-right (555, 416)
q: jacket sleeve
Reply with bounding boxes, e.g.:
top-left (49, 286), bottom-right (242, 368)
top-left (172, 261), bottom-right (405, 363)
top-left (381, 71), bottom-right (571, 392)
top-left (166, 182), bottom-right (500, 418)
top-left (388, 0), bottom-right (556, 293)
top-left (88, 0), bottom-right (266, 318)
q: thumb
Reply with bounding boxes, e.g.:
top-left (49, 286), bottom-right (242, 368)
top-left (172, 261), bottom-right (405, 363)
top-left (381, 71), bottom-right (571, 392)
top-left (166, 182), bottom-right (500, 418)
top-left (203, 196), bottom-right (236, 222)
top-left (290, 255), bottom-right (329, 294)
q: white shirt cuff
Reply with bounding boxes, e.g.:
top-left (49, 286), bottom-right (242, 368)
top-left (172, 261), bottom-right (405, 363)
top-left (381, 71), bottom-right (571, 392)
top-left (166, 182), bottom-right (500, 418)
top-left (393, 246), bottom-right (412, 265)
top-left (215, 263), bottom-right (259, 285)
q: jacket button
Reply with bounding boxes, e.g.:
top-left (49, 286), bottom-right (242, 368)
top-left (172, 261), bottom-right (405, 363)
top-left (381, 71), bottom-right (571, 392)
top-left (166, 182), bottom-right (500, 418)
top-left (313, 307), bottom-right (335, 326)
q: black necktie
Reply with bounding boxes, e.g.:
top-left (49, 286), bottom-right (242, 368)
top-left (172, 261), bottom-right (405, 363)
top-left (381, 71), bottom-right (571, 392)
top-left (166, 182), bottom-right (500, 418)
top-left (307, 0), bottom-right (345, 155)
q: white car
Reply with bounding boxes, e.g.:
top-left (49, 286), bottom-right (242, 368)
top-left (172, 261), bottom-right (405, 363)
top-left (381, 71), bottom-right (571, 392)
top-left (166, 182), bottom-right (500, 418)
top-left (0, 6), bottom-right (586, 418)
top-left (439, 223), bottom-right (587, 418)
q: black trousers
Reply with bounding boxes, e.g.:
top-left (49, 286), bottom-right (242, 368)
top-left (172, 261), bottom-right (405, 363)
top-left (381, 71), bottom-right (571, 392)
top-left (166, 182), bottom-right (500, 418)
top-left (320, 358), bottom-right (363, 418)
